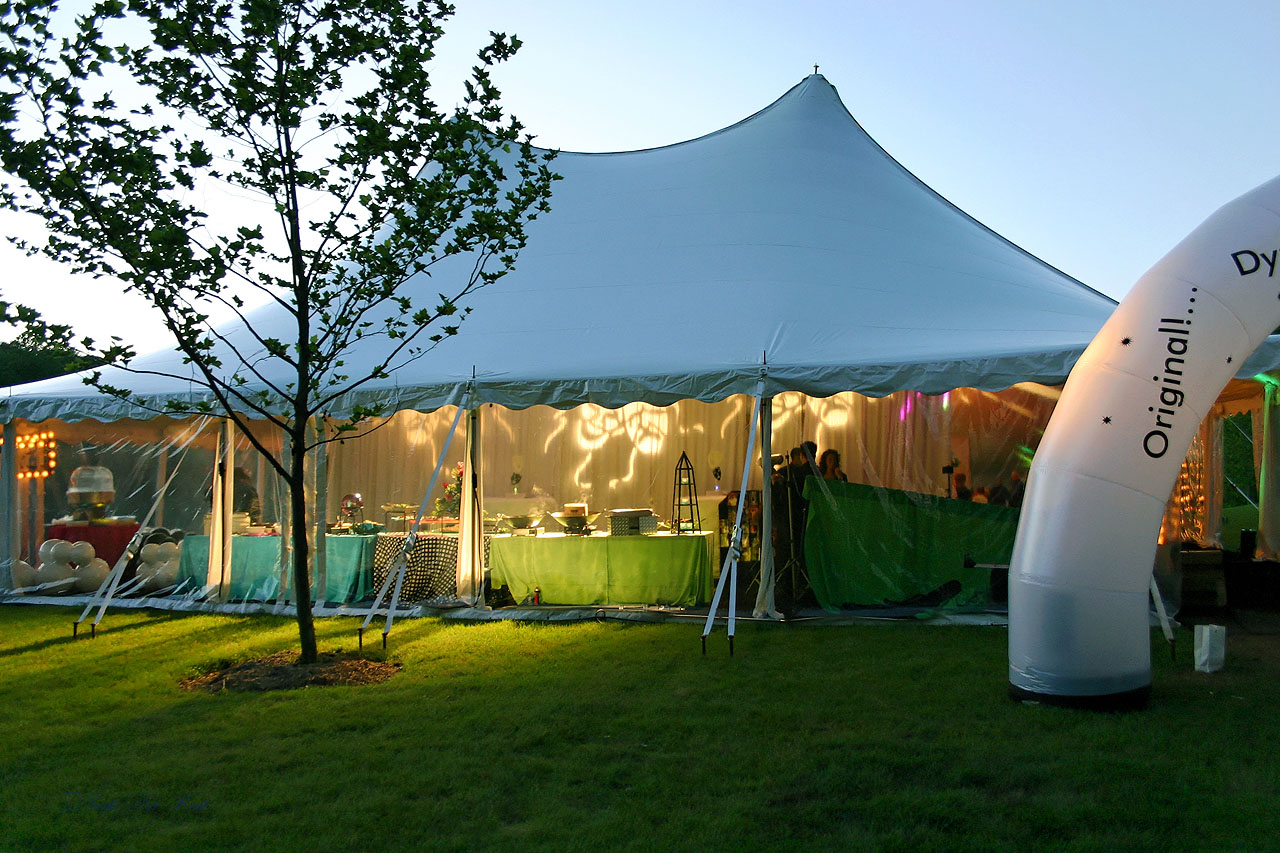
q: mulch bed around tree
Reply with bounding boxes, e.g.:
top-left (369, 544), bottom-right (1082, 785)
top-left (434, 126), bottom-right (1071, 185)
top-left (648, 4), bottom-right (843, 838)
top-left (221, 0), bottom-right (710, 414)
top-left (181, 650), bottom-right (401, 693)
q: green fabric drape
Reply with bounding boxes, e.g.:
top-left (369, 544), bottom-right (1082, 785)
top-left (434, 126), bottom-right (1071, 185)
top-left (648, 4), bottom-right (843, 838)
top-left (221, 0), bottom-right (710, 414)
top-left (489, 532), bottom-right (714, 606)
top-left (803, 479), bottom-right (1018, 610)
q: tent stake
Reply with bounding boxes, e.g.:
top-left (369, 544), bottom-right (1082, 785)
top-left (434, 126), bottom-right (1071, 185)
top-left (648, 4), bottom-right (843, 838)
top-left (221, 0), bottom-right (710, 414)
top-left (90, 623), bottom-right (95, 639)
top-left (382, 633), bottom-right (387, 650)
top-left (701, 636), bottom-right (706, 655)
top-left (729, 636), bottom-right (734, 657)
top-left (358, 627), bottom-right (363, 651)
top-left (72, 621), bottom-right (78, 639)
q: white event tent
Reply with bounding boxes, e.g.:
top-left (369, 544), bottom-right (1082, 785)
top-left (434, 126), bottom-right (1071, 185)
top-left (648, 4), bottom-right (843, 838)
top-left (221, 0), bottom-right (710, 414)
top-left (7, 74), bottom-right (1121, 421)
top-left (5, 74), bottom-right (1279, 611)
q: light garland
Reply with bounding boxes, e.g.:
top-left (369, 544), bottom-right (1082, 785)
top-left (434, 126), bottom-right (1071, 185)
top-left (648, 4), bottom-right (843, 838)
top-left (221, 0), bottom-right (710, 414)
top-left (0, 431), bottom-right (57, 479)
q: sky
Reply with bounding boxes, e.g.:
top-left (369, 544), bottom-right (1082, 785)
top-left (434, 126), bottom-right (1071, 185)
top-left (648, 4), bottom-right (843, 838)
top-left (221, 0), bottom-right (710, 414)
top-left (4, 0), bottom-right (1280, 355)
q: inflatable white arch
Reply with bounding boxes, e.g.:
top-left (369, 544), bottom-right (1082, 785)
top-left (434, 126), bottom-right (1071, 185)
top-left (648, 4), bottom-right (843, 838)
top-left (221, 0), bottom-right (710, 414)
top-left (1009, 175), bottom-right (1280, 708)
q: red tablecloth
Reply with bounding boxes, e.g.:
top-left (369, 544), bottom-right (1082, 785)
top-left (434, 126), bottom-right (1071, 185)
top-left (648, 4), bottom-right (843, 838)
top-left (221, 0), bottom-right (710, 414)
top-left (44, 523), bottom-right (141, 568)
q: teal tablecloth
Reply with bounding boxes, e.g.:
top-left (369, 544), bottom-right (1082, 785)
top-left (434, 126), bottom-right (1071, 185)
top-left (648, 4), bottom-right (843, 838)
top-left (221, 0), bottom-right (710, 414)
top-left (803, 479), bottom-right (1019, 610)
top-left (489, 532), bottom-right (714, 606)
top-left (178, 534), bottom-right (377, 603)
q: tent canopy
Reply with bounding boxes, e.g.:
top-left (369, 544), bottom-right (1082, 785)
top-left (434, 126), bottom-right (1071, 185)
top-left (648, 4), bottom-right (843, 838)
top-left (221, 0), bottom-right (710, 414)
top-left (0, 73), bottom-right (1224, 423)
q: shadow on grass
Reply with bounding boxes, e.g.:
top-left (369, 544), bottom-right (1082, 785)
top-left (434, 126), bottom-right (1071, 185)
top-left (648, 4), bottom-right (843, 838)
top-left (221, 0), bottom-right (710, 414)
top-left (0, 610), bottom-right (193, 659)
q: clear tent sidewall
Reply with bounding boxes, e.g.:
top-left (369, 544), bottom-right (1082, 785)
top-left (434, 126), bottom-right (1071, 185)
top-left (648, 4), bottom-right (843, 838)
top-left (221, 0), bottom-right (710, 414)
top-left (1, 382), bottom-right (1258, 607)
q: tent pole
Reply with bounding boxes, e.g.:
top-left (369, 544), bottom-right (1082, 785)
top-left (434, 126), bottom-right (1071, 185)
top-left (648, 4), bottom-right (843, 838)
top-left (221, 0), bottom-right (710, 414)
top-left (205, 422), bottom-right (225, 599)
top-left (219, 419), bottom-right (235, 600)
top-left (313, 418), bottom-right (329, 608)
top-left (1, 421), bottom-right (18, 589)
top-left (458, 405), bottom-right (486, 607)
top-left (33, 473), bottom-right (44, 568)
top-left (753, 396), bottom-right (781, 619)
top-left (275, 429), bottom-right (292, 610)
top-left (1203, 413), bottom-right (1224, 548)
top-left (154, 443), bottom-right (167, 529)
top-left (1258, 381), bottom-right (1280, 559)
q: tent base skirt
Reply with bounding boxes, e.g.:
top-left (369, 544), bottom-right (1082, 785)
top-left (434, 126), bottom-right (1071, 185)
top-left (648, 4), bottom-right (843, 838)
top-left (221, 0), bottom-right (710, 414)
top-left (1008, 682), bottom-right (1150, 712)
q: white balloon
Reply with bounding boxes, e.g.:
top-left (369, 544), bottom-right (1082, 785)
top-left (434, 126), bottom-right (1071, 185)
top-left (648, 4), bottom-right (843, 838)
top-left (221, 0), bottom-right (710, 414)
top-left (74, 558), bottom-right (110, 593)
top-left (48, 540), bottom-right (73, 565)
top-left (11, 560), bottom-right (36, 589)
top-left (1010, 174), bottom-right (1280, 706)
top-left (68, 540), bottom-right (96, 566)
top-left (38, 538), bottom-right (64, 564)
top-left (36, 558), bottom-right (75, 589)
top-left (151, 561), bottom-right (179, 589)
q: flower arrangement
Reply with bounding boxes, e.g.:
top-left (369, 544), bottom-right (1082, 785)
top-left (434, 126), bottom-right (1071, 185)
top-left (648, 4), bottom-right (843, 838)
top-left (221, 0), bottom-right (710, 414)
top-left (434, 462), bottom-right (465, 517)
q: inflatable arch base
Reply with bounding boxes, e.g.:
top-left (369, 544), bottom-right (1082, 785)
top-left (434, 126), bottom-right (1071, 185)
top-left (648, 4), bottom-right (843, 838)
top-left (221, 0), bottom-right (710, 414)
top-left (1008, 580), bottom-right (1152, 710)
top-left (1008, 684), bottom-right (1152, 712)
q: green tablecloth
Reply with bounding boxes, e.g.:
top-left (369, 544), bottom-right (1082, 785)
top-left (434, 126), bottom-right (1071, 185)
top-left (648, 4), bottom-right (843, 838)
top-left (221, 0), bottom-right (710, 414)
top-left (489, 532), bottom-right (714, 606)
top-left (803, 479), bottom-right (1019, 610)
top-left (178, 534), bottom-right (377, 603)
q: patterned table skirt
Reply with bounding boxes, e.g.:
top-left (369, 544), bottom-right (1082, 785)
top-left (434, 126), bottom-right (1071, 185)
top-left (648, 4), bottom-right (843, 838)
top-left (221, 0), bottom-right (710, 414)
top-left (372, 533), bottom-right (490, 604)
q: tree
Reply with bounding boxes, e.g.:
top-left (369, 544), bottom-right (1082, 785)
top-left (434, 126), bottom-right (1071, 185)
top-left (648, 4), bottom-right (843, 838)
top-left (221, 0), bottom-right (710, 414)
top-left (0, 325), bottom-right (95, 386)
top-left (0, 294), bottom-right (95, 385)
top-left (0, 0), bottom-right (557, 661)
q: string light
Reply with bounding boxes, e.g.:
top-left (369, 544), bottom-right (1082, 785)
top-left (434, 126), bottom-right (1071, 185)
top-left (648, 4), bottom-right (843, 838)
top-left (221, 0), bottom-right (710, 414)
top-left (0, 431), bottom-right (57, 479)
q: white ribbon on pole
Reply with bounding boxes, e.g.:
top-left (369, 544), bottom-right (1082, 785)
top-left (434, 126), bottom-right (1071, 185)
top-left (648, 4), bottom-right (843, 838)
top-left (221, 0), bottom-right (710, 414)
top-left (361, 400), bottom-right (467, 642)
top-left (702, 371), bottom-right (766, 652)
top-left (77, 416), bottom-right (211, 631)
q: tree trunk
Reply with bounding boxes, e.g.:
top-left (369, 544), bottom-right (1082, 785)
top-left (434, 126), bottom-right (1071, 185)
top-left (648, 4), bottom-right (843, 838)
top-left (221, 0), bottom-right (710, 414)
top-left (290, 424), bottom-right (317, 663)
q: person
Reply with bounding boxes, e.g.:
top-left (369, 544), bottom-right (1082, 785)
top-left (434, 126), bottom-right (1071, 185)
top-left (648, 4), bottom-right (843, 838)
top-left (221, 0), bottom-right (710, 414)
top-left (232, 466), bottom-right (261, 523)
top-left (771, 447), bottom-right (812, 612)
top-left (818, 449), bottom-right (847, 481)
top-left (1008, 470), bottom-right (1026, 508)
top-left (988, 478), bottom-right (1011, 507)
top-left (971, 486), bottom-right (989, 504)
top-left (785, 447), bottom-right (813, 497)
top-left (801, 440), bottom-right (818, 467)
top-left (953, 472), bottom-right (972, 501)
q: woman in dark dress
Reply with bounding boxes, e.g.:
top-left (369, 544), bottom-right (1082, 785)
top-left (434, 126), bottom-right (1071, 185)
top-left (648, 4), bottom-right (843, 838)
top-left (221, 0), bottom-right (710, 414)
top-left (818, 449), bottom-right (847, 482)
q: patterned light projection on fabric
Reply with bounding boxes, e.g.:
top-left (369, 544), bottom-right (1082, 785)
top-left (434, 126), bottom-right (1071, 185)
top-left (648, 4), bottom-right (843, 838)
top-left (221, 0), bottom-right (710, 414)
top-left (1009, 174), bottom-right (1280, 708)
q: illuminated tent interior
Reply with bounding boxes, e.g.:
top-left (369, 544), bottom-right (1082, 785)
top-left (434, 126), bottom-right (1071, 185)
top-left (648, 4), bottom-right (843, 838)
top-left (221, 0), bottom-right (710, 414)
top-left (3, 382), bottom-right (1269, 613)
top-left (5, 73), bottom-right (1280, 612)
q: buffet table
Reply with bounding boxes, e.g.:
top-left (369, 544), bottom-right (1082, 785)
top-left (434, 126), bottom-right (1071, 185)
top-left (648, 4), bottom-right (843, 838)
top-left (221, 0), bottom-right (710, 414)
top-left (44, 522), bottom-right (140, 569)
top-left (371, 533), bottom-right (491, 603)
top-left (488, 531), bottom-right (715, 606)
top-left (178, 534), bottom-right (376, 602)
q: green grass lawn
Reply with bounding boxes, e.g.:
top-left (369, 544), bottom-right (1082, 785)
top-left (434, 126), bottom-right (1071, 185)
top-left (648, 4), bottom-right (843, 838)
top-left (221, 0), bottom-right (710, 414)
top-left (1, 605), bottom-right (1277, 852)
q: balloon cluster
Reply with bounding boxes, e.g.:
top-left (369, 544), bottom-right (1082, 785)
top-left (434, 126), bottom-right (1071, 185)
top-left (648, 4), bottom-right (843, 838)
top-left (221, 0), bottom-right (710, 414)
top-left (134, 541), bottom-right (181, 592)
top-left (10, 539), bottom-right (109, 594)
top-left (119, 528), bottom-right (187, 594)
top-left (8, 529), bottom-right (187, 596)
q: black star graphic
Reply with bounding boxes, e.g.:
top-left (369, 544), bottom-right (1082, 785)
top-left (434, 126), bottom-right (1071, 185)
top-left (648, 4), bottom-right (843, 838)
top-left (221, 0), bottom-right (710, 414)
top-left (1102, 416), bottom-right (1112, 424)
top-left (1227, 356), bottom-right (1234, 364)
top-left (1121, 337), bottom-right (1132, 346)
